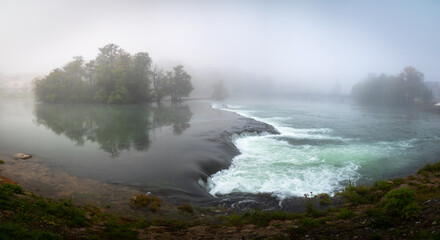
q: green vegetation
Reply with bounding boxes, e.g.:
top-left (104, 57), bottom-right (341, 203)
top-left (316, 193), bottom-right (332, 205)
top-left (352, 66), bottom-right (433, 106)
top-left (418, 161), bottom-right (440, 173)
top-left (0, 183), bottom-right (83, 239)
top-left (336, 166), bottom-right (436, 219)
top-left (33, 44), bottom-right (193, 104)
top-left (305, 202), bottom-right (326, 217)
top-left (0, 182), bottom-right (196, 239)
top-left (225, 210), bottom-right (301, 227)
top-left (336, 179), bottom-right (400, 206)
top-left (0, 159), bottom-right (4, 164)
top-left (383, 188), bottom-right (420, 219)
top-left (177, 204), bottom-right (194, 214)
top-left (2, 161), bottom-right (440, 239)
top-left (100, 216), bottom-right (139, 240)
top-left (337, 182), bottom-right (378, 205)
top-left (336, 208), bottom-right (355, 219)
top-left (0, 184), bottom-right (88, 228)
top-left (0, 222), bottom-right (62, 240)
top-left (129, 193), bottom-right (162, 212)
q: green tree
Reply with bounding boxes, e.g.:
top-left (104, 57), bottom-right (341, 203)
top-left (63, 56), bottom-right (84, 83)
top-left (351, 66), bottom-right (432, 106)
top-left (398, 66), bottom-right (426, 105)
top-left (33, 65), bottom-right (89, 103)
top-left (129, 52), bottom-right (152, 102)
top-left (84, 60), bottom-right (95, 85)
top-left (151, 65), bottom-right (170, 103)
top-left (93, 44), bottom-right (131, 103)
top-left (170, 65), bottom-right (193, 102)
top-left (33, 44), bottom-right (192, 104)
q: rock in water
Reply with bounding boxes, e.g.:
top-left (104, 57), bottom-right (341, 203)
top-left (11, 153), bottom-right (32, 159)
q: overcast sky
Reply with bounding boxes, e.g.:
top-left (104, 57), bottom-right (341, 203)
top-left (1, 0), bottom-right (439, 93)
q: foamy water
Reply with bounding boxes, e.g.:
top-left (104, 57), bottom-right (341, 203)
top-left (206, 101), bottom-right (440, 199)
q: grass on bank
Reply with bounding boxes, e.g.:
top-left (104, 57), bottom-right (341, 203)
top-left (418, 161), bottom-right (440, 173)
top-left (2, 161), bottom-right (440, 239)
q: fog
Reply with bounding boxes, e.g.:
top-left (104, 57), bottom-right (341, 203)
top-left (1, 0), bottom-right (440, 96)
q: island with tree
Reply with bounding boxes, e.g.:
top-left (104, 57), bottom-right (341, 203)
top-left (33, 44), bottom-right (193, 104)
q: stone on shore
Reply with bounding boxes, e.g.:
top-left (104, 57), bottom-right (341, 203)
top-left (11, 153), bottom-right (32, 159)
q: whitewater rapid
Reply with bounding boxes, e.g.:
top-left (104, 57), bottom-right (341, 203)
top-left (204, 103), bottom-right (416, 199)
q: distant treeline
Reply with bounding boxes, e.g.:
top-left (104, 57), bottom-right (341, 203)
top-left (351, 66), bottom-right (432, 106)
top-left (33, 44), bottom-right (193, 104)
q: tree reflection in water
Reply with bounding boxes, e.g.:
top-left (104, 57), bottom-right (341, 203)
top-left (33, 103), bottom-right (192, 157)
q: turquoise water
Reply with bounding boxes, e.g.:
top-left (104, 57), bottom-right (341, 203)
top-left (207, 100), bottom-right (440, 199)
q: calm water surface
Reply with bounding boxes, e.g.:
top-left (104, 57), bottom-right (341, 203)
top-left (0, 99), bottom-right (209, 194)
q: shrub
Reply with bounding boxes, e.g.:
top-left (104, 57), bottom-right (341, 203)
top-left (0, 184), bottom-right (25, 209)
top-left (103, 217), bottom-right (139, 240)
top-left (177, 204), bottom-right (194, 214)
top-left (130, 194), bottom-right (149, 208)
top-left (407, 175), bottom-right (417, 180)
top-left (402, 203), bottom-right (420, 219)
top-left (419, 170), bottom-right (430, 178)
top-left (305, 202), bottom-right (326, 217)
top-left (392, 178), bottom-right (405, 186)
top-left (372, 180), bottom-right (392, 191)
top-left (129, 194), bottom-right (162, 212)
top-left (0, 183), bottom-right (24, 195)
top-left (39, 198), bottom-right (88, 227)
top-left (148, 198), bottom-right (162, 212)
top-left (244, 210), bottom-right (279, 226)
top-left (338, 183), bottom-right (373, 205)
top-left (0, 159), bottom-right (5, 164)
top-left (225, 214), bottom-right (244, 226)
top-left (337, 208), bottom-right (355, 219)
top-left (418, 162), bottom-right (440, 173)
top-left (295, 217), bottom-right (320, 233)
top-left (339, 179), bottom-right (395, 205)
top-left (383, 188), bottom-right (419, 219)
top-left (300, 217), bottom-right (318, 227)
top-left (316, 193), bottom-right (332, 205)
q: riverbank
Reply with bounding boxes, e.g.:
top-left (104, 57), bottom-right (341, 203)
top-left (1, 160), bottom-right (440, 239)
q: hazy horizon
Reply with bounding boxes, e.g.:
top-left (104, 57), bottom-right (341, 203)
top-left (1, 0), bottom-right (440, 95)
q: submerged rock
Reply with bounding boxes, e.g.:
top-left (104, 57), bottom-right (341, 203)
top-left (11, 153), bottom-right (32, 160)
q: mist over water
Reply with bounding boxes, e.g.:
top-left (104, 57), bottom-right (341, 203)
top-left (207, 100), bottom-right (440, 199)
